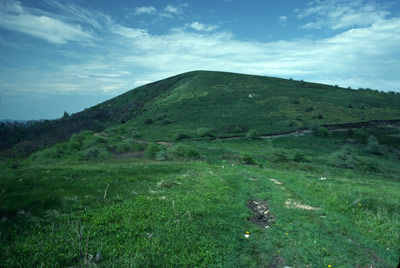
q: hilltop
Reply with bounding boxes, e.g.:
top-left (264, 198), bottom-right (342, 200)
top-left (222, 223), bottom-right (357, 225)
top-left (1, 70), bottom-right (400, 157)
top-left (98, 70), bottom-right (400, 140)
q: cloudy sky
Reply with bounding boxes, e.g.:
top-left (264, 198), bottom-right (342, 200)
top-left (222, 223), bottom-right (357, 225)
top-left (1, 0), bottom-right (399, 120)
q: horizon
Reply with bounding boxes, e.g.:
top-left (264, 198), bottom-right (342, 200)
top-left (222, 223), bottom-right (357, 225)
top-left (1, 0), bottom-right (400, 120)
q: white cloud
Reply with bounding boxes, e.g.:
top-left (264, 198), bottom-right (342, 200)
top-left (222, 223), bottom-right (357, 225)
top-left (1, 0), bottom-right (399, 98)
top-left (278, 15), bottom-right (288, 25)
top-left (297, 0), bottom-right (390, 30)
top-left (134, 6), bottom-right (157, 15)
top-left (187, 22), bottom-right (217, 32)
top-left (164, 4), bottom-right (180, 14)
top-left (0, 0), bottom-right (93, 44)
top-left (131, 4), bottom-right (187, 19)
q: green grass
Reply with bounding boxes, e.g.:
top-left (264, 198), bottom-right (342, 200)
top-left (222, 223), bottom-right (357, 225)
top-left (1, 128), bottom-right (399, 267)
top-left (110, 71), bottom-right (400, 141)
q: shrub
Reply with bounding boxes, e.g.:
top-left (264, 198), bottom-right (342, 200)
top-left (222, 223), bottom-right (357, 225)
top-left (175, 132), bottom-right (190, 141)
top-left (317, 127), bottom-right (331, 138)
top-left (241, 154), bottom-right (257, 165)
top-left (115, 142), bottom-right (131, 153)
top-left (292, 150), bottom-right (307, 162)
top-left (245, 129), bottom-right (260, 140)
top-left (79, 147), bottom-right (110, 160)
top-left (133, 143), bottom-right (146, 151)
top-left (145, 143), bottom-right (162, 159)
top-left (272, 149), bottom-right (289, 162)
top-left (330, 145), bottom-right (357, 169)
top-left (165, 145), bottom-right (200, 161)
top-left (197, 128), bottom-right (215, 138)
top-left (69, 131), bottom-right (93, 150)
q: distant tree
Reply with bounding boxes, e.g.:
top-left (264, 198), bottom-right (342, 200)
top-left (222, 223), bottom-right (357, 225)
top-left (348, 104), bottom-right (352, 108)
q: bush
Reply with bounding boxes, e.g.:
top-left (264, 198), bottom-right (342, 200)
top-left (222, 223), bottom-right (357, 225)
top-left (272, 150), bottom-right (289, 162)
top-left (145, 143), bottom-right (162, 159)
top-left (292, 150), bottom-right (307, 162)
top-left (79, 147), bottom-right (110, 160)
top-left (165, 145), bottom-right (200, 161)
top-left (330, 145), bottom-right (357, 169)
top-left (69, 131), bottom-right (93, 150)
top-left (197, 128), bottom-right (215, 138)
top-left (241, 154), bottom-right (257, 165)
top-left (317, 127), bottom-right (331, 138)
top-left (175, 132), bottom-right (190, 141)
top-left (133, 143), bottom-right (146, 151)
top-left (245, 129), bottom-right (260, 140)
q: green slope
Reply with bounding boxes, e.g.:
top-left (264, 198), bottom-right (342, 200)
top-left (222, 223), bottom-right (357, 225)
top-left (100, 70), bottom-right (400, 140)
top-left (2, 70), bottom-right (400, 157)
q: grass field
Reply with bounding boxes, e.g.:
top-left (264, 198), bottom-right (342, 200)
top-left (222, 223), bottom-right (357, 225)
top-left (1, 128), bottom-right (399, 267)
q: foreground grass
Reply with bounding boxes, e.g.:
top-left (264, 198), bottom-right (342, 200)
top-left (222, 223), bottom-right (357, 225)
top-left (1, 161), bottom-right (257, 267)
top-left (1, 156), bottom-right (399, 267)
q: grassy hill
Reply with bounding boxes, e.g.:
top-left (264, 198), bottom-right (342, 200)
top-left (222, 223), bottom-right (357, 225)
top-left (1, 71), bottom-right (400, 267)
top-left (100, 70), bottom-right (400, 140)
top-left (2, 70), bottom-right (400, 158)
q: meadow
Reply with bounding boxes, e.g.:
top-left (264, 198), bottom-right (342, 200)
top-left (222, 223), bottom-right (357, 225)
top-left (1, 127), bottom-right (399, 267)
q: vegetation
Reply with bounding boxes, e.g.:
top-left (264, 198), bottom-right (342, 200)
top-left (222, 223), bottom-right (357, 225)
top-left (1, 127), bottom-right (399, 267)
top-left (245, 129), bottom-right (261, 140)
top-left (2, 71), bottom-right (400, 156)
top-left (1, 71), bottom-right (400, 267)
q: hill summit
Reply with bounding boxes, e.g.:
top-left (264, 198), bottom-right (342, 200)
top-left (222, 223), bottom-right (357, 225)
top-left (97, 70), bottom-right (400, 140)
top-left (1, 70), bottom-right (400, 156)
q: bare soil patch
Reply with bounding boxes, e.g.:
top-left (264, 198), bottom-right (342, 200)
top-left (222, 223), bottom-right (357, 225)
top-left (247, 199), bottom-right (275, 228)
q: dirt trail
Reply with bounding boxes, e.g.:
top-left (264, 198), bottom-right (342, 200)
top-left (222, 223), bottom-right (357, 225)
top-left (150, 119), bottom-right (400, 143)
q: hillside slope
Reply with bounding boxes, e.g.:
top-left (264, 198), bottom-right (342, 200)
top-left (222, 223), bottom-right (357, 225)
top-left (101, 70), bottom-right (400, 140)
top-left (2, 70), bottom-right (400, 156)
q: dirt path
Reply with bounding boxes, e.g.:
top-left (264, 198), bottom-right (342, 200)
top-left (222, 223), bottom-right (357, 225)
top-left (146, 119), bottom-right (400, 144)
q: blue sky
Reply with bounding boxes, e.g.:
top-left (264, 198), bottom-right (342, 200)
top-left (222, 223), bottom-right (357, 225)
top-left (1, 0), bottom-right (399, 120)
